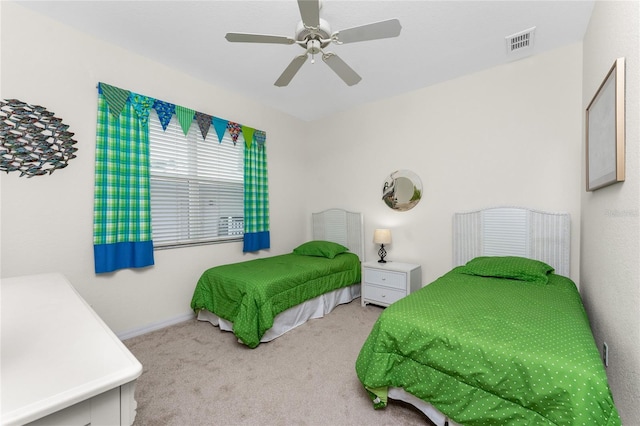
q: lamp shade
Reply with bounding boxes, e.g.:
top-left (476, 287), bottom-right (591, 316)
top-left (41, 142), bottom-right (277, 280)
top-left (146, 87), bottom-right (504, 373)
top-left (373, 229), bottom-right (392, 245)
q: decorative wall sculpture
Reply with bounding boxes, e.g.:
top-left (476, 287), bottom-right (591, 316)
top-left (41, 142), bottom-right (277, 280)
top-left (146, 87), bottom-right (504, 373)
top-left (0, 99), bottom-right (78, 177)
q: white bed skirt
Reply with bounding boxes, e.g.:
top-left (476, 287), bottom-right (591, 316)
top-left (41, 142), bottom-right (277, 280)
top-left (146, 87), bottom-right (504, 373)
top-left (388, 387), bottom-right (460, 426)
top-left (196, 284), bottom-right (361, 343)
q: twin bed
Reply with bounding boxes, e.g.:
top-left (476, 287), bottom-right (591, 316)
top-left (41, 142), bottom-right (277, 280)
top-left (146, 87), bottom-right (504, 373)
top-left (190, 208), bottom-right (364, 348)
top-left (356, 207), bottom-right (620, 425)
top-left (189, 206), bottom-right (620, 424)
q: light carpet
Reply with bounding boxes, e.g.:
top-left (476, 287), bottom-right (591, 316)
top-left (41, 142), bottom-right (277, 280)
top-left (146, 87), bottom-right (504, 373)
top-left (124, 299), bottom-right (434, 425)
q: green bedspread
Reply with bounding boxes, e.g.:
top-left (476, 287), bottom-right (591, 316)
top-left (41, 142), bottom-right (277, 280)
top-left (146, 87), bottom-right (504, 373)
top-left (191, 252), bottom-right (360, 348)
top-left (355, 266), bottom-right (621, 425)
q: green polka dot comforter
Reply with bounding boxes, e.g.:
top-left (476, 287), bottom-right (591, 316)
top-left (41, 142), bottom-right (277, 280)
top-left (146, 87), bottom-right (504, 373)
top-left (190, 252), bottom-right (360, 348)
top-left (356, 265), bottom-right (621, 425)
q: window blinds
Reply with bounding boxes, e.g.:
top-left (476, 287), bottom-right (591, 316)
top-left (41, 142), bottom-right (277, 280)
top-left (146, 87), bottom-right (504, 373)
top-left (148, 110), bottom-right (244, 247)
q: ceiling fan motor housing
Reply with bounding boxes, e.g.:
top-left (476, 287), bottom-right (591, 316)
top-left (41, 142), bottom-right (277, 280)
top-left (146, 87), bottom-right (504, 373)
top-left (295, 18), bottom-right (332, 49)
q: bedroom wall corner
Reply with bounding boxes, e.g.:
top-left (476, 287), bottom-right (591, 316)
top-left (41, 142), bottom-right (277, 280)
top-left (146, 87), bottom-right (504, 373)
top-left (304, 44), bottom-right (583, 285)
top-left (581, 0), bottom-right (640, 423)
top-left (0, 2), bottom-right (308, 335)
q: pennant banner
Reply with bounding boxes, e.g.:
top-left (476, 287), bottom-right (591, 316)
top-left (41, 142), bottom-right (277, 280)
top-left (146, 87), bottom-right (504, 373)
top-left (213, 117), bottom-right (228, 143)
top-left (227, 121), bottom-right (241, 145)
top-left (242, 126), bottom-right (255, 149)
top-left (96, 83), bottom-right (266, 148)
top-left (254, 130), bottom-right (266, 148)
top-left (153, 100), bottom-right (175, 131)
top-left (130, 93), bottom-right (155, 125)
top-left (195, 112), bottom-right (212, 140)
top-left (100, 82), bottom-right (130, 118)
top-left (175, 106), bottom-right (195, 136)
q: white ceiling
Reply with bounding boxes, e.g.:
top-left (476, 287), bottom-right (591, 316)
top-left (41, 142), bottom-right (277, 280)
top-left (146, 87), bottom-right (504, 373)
top-left (17, 0), bottom-right (595, 121)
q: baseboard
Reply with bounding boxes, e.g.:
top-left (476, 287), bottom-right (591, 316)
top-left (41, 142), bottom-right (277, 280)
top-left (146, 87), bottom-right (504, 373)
top-left (118, 312), bottom-right (196, 341)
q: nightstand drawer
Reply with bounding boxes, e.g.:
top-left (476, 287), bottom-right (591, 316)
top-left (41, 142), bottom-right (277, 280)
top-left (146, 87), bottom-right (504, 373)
top-left (364, 269), bottom-right (405, 290)
top-left (362, 284), bottom-right (406, 306)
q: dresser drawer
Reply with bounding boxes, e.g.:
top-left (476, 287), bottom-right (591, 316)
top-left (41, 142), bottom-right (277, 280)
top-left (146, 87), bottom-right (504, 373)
top-left (364, 268), bottom-right (406, 290)
top-left (362, 284), bottom-right (406, 306)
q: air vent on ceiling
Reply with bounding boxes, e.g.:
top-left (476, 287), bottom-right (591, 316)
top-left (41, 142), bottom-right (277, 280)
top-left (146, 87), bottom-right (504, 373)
top-left (506, 27), bottom-right (536, 54)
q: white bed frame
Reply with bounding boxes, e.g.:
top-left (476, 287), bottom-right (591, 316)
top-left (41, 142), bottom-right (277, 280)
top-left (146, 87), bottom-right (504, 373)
top-left (197, 208), bottom-right (364, 343)
top-left (388, 206), bottom-right (571, 426)
top-left (453, 206), bottom-right (571, 276)
top-left (312, 208), bottom-right (364, 260)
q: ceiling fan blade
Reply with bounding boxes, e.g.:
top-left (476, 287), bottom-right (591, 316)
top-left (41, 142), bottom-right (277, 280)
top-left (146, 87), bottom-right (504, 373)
top-left (322, 53), bottom-right (362, 86)
top-left (333, 18), bottom-right (402, 44)
top-left (274, 55), bottom-right (308, 87)
top-left (297, 0), bottom-right (320, 28)
top-left (225, 33), bottom-right (295, 45)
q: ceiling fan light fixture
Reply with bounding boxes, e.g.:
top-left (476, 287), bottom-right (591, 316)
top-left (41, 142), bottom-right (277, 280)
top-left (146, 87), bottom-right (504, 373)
top-left (306, 39), bottom-right (322, 54)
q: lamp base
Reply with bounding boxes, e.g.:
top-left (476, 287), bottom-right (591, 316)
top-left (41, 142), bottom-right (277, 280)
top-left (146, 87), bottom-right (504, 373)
top-left (378, 244), bottom-right (387, 263)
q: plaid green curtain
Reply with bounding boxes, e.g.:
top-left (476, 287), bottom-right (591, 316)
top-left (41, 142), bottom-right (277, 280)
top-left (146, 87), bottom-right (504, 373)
top-left (93, 83), bottom-right (154, 273)
top-left (243, 136), bottom-right (270, 251)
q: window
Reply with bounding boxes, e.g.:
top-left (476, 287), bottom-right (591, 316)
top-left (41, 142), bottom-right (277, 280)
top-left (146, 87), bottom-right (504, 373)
top-left (149, 111), bottom-right (244, 248)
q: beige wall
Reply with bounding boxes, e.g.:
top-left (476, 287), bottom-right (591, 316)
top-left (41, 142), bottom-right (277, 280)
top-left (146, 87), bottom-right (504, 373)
top-left (305, 44), bottom-right (584, 285)
top-left (581, 1), bottom-right (640, 422)
top-left (0, 2), bottom-right (309, 335)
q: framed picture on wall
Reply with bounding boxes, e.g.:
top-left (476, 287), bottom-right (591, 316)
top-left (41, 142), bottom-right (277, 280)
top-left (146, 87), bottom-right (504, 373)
top-left (585, 57), bottom-right (625, 191)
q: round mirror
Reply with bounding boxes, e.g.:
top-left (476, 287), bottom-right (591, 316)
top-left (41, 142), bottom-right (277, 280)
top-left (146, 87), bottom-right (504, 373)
top-left (382, 170), bottom-right (422, 211)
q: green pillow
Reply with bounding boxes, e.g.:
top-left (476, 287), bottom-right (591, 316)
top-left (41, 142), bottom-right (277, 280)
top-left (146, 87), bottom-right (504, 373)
top-left (293, 240), bottom-right (349, 259)
top-left (459, 256), bottom-right (554, 284)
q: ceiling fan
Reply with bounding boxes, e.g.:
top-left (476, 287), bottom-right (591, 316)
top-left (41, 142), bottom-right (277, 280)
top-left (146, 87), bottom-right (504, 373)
top-left (225, 0), bottom-right (402, 87)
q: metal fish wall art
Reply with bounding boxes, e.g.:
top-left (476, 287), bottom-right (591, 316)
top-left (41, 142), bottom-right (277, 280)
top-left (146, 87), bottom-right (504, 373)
top-left (0, 99), bottom-right (78, 177)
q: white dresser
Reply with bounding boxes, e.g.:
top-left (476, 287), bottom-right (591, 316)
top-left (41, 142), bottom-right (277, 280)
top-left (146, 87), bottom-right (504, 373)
top-left (361, 261), bottom-right (422, 307)
top-left (1, 273), bottom-right (142, 426)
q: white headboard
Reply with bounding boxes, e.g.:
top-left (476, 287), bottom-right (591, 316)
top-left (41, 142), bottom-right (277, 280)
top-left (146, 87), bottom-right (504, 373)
top-left (312, 209), bottom-right (364, 261)
top-left (453, 207), bottom-right (571, 277)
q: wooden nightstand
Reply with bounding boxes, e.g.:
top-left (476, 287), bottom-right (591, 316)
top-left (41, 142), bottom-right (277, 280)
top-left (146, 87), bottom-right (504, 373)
top-left (361, 261), bottom-right (422, 307)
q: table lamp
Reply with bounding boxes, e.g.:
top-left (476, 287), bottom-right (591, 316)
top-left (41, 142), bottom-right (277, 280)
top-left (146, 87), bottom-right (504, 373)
top-left (373, 229), bottom-right (392, 263)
